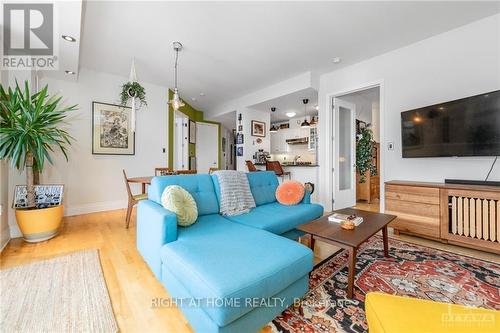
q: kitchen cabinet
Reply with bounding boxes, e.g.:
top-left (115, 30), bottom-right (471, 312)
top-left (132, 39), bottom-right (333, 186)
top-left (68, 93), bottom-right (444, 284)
top-left (270, 131), bottom-right (288, 153)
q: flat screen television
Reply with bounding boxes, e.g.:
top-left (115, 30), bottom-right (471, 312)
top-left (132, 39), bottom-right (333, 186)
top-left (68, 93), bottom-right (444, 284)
top-left (401, 90), bottom-right (500, 158)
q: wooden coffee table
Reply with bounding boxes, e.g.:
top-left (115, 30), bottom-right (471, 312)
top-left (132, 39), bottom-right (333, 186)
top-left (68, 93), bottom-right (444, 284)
top-left (298, 208), bottom-right (396, 298)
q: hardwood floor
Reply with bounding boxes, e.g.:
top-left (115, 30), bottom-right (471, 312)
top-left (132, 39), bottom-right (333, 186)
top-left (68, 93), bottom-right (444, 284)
top-left (1, 209), bottom-right (193, 333)
top-left (1, 206), bottom-right (498, 333)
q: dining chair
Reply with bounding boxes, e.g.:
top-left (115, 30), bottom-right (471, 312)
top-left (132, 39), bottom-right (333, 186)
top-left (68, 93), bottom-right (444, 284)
top-left (266, 161), bottom-right (291, 181)
top-left (155, 167), bottom-right (176, 176)
top-left (176, 169), bottom-right (197, 175)
top-left (208, 167), bottom-right (219, 174)
top-left (123, 170), bottom-right (148, 229)
top-left (245, 160), bottom-right (260, 172)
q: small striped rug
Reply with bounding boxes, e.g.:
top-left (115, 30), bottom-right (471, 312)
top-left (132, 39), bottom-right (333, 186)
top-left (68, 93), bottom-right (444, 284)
top-left (1, 250), bottom-right (118, 332)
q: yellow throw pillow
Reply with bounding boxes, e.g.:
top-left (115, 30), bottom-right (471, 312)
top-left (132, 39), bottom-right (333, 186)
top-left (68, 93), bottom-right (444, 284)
top-left (161, 185), bottom-right (198, 226)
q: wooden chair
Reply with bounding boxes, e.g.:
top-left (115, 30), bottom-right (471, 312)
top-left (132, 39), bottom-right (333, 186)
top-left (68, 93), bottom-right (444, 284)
top-left (123, 170), bottom-right (148, 229)
top-left (208, 168), bottom-right (219, 174)
top-left (155, 167), bottom-right (176, 176)
top-left (176, 170), bottom-right (197, 175)
top-left (245, 160), bottom-right (260, 172)
top-left (266, 161), bottom-right (291, 181)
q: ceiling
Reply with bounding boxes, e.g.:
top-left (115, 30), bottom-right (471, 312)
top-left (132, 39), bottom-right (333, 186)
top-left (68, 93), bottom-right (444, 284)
top-left (63, 1), bottom-right (500, 112)
top-left (250, 88), bottom-right (318, 123)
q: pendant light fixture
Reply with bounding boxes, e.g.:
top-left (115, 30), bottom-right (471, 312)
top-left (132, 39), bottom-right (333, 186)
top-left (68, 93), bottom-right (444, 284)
top-left (169, 41), bottom-right (185, 111)
top-left (301, 98), bottom-right (311, 128)
top-left (270, 107), bottom-right (279, 132)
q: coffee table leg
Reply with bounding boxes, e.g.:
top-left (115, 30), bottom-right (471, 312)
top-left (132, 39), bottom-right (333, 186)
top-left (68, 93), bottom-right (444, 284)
top-left (309, 234), bottom-right (315, 251)
top-left (347, 247), bottom-right (357, 298)
top-left (382, 226), bottom-right (389, 257)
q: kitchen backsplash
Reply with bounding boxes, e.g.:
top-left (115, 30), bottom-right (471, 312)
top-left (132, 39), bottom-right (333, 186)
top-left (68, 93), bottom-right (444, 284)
top-left (271, 144), bottom-right (316, 164)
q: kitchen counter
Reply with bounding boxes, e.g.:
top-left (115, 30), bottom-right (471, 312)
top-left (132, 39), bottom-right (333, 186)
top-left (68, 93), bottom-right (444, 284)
top-left (253, 163), bottom-right (320, 202)
top-left (254, 163), bottom-right (319, 167)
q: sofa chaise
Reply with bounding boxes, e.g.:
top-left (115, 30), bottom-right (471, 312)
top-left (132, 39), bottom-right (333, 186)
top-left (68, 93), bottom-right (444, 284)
top-left (137, 171), bottom-right (323, 333)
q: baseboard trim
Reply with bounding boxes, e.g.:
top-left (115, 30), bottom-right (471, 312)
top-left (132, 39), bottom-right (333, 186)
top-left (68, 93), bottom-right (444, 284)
top-left (64, 200), bottom-right (128, 216)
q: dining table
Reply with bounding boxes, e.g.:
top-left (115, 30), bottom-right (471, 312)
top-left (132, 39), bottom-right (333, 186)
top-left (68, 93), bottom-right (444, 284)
top-left (127, 176), bottom-right (153, 194)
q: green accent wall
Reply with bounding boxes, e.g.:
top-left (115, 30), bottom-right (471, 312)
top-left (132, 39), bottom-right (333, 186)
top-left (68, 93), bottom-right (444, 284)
top-left (168, 89), bottom-right (222, 170)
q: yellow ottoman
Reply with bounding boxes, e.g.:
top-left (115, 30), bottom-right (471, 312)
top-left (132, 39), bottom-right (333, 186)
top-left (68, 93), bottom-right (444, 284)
top-left (365, 292), bottom-right (500, 333)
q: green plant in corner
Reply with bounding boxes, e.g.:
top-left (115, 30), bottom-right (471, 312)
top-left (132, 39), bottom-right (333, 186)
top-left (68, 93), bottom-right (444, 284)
top-left (120, 81), bottom-right (147, 107)
top-left (356, 126), bottom-right (376, 183)
top-left (0, 81), bottom-right (77, 208)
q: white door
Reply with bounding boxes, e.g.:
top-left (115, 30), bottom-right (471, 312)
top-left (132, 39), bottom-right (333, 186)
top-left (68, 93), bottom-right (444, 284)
top-left (333, 98), bottom-right (356, 209)
top-left (196, 122), bottom-right (219, 173)
top-left (174, 112), bottom-right (189, 170)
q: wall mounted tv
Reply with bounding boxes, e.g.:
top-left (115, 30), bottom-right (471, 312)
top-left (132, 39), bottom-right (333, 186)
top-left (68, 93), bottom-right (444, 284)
top-left (401, 90), bottom-right (500, 158)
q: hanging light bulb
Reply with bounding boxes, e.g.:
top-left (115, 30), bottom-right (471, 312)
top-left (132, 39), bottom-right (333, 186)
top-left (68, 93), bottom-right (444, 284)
top-left (301, 98), bottom-right (310, 128)
top-left (168, 42), bottom-right (185, 111)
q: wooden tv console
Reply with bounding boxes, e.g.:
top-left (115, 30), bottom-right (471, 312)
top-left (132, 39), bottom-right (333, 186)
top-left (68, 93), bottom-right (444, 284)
top-left (385, 180), bottom-right (500, 254)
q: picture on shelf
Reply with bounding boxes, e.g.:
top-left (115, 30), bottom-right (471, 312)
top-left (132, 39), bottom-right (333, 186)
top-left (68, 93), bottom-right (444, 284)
top-left (251, 120), bottom-right (266, 137)
top-left (92, 102), bottom-right (135, 155)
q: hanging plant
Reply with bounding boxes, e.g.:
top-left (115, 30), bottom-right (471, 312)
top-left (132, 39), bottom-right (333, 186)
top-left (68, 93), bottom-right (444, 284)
top-left (120, 81), bottom-right (147, 108)
top-left (356, 125), bottom-right (377, 183)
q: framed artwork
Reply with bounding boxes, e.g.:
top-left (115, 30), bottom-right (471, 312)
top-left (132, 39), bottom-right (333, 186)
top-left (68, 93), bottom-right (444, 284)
top-left (236, 133), bottom-right (244, 144)
top-left (189, 120), bottom-right (196, 144)
top-left (238, 125), bottom-right (243, 132)
top-left (251, 120), bottom-right (266, 137)
top-left (222, 137), bottom-right (226, 152)
top-left (92, 102), bottom-right (135, 155)
top-left (13, 185), bottom-right (64, 209)
top-left (236, 146), bottom-right (243, 156)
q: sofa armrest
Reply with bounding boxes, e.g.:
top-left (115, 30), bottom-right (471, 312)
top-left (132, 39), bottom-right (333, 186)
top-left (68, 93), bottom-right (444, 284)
top-left (301, 191), bottom-right (311, 204)
top-left (137, 200), bottom-right (178, 279)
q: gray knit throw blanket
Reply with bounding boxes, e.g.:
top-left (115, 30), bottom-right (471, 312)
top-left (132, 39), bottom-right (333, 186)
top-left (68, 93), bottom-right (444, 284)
top-left (214, 170), bottom-right (256, 216)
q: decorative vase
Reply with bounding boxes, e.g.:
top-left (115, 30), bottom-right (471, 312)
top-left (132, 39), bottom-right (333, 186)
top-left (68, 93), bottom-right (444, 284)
top-left (15, 205), bottom-right (64, 242)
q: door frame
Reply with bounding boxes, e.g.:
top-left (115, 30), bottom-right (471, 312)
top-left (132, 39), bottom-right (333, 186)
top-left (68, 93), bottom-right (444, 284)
top-left (326, 80), bottom-right (385, 212)
top-left (195, 121), bottom-right (221, 172)
top-left (173, 111), bottom-right (189, 170)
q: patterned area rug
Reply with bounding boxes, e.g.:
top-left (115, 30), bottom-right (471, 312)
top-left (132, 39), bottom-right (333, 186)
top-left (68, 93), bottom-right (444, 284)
top-left (0, 250), bottom-right (118, 332)
top-left (266, 236), bottom-right (500, 333)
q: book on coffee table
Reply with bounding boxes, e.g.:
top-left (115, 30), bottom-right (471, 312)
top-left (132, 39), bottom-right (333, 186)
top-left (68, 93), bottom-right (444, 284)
top-left (328, 213), bottom-right (364, 226)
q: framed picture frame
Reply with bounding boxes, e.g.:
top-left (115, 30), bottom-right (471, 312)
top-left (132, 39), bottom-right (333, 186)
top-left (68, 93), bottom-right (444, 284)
top-left (13, 184), bottom-right (64, 209)
top-left (92, 102), bottom-right (135, 155)
top-left (189, 120), bottom-right (196, 144)
top-left (236, 133), bottom-right (244, 144)
top-left (251, 120), bottom-right (266, 137)
top-left (236, 146), bottom-right (243, 156)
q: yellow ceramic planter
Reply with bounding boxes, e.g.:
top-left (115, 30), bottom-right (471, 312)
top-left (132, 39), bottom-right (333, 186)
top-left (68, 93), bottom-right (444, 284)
top-left (15, 205), bottom-right (64, 242)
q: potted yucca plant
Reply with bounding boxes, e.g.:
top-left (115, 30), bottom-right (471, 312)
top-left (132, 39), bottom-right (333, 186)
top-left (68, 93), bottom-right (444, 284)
top-left (0, 81), bottom-right (77, 242)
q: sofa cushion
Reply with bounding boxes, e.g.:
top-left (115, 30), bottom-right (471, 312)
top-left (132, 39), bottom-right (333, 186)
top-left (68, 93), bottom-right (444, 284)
top-left (149, 174), bottom-right (219, 216)
top-left (226, 202), bottom-right (324, 235)
top-left (160, 214), bottom-right (313, 327)
top-left (246, 171), bottom-right (279, 206)
top-left (276, 180), bottom-right (305, 205)
top-left (161, 185), bottom-right (198, 226)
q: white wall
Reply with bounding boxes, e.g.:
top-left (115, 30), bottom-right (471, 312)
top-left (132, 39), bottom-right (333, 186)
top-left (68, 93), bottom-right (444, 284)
top-left (318, 14), bottom-right (500, 210)
top-left (8, 68), bottom-right (169, 222)
top-left (236, 108), bottom-right (271, 171)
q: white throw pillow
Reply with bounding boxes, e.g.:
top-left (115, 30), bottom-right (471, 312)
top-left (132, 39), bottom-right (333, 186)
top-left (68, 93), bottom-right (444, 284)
top-left (161, 185), bottom-right (198, 226)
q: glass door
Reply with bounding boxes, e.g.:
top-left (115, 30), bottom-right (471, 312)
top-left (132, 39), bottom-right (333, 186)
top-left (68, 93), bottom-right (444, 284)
top-left (333, 98), bottom-right (356, 209)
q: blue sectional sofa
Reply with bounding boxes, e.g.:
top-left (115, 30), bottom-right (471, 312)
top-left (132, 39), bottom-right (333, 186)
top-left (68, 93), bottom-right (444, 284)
top-left (137, 171), bottom-right (323, 333)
